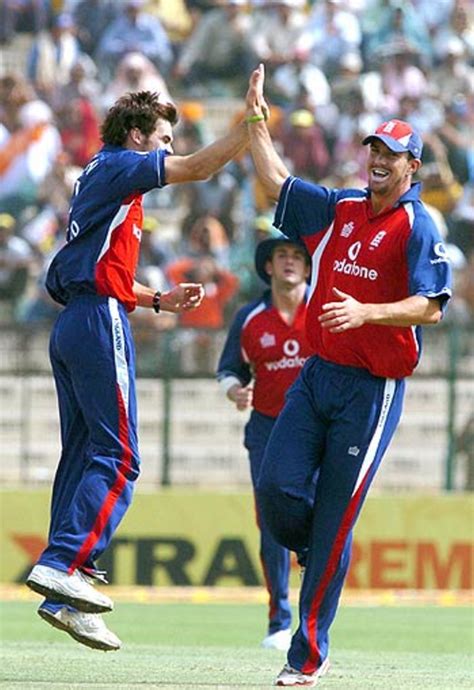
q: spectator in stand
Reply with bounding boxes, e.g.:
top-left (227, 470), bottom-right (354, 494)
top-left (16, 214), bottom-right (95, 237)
top-left (179, 168), bottom-right (241, 242)
top-left (448, 165), bottom-right (474, 259)
top-left (0, 213), bottom-right (36, 321)
top-left (437, 96), bottom-right (472, 187)
top-left (174, 0), bottom-right (256, 95)
top-left (51, 55), bottom-right (102, 112)
top-left (138, 0), bottom-right (193, 54)
top-left (57, 97), bottom-right (102, 168)
top-left (178, 213), bottom-right (231, 266)
top-left (0, 0), bottom-right (50, 44)
top-left (431, 37), bottom-right (474, 107)
top-left (270, 46), bottom-right (332, 113)
top-left (130, 216), bottom-right (178, 346)
top-left (419, 132), bottom-right (463, 217)
top-left (29, 156), bottom-right (81, 255)
top-left (136, 215), bottom-right (176, 293)
top-left (296, 0), bottom-right (362, 78)
top-left (332, 123), bottom-right (372, 185)
top-left (376, 40), bottom-right (428, 109)
top-left (167, 229), bottom-right (239, 371)
top-left (181, 0), bottom-right (216, 36)
top-left (363, 0), bottom-right (432, 68)
top-left (330, 51), bottom-right (364, 110)
top-left (167, 252), bottom-right (238, 330)
top-left (394, 93), bottom-right (444, 142)
top-left (332, 63), bottom-right (380, 135)
top-left (277, 109), bottom-right (330, 182)
top-left (173, 101), bottom-right (209, 152)
top-left (320, 159), bottom-right (367, 191)
top-left (27, 13), bottom-right (82, 101)
top-left (97, 0), bottom-right (173, 80)
top-left (0, 72), bottom-right (36, 132)
top-left (0, 99), bottom-right (62, 217)
top-left (101, 52), bottom-right (170, 112)
top-left (251, 0), bottom-right (307, 72)
top-left (408, 0), bottom-right (454, 37)
top-left (72, 0), bottom-right (117, 59)
top-left (432, 0), bottom-right (474, 64)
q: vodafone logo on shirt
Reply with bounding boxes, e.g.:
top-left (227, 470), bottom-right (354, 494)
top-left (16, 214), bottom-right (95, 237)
top-left (333, 241), bottom-right (379, 281)
top-left (265, 339), bottom-right (308, 372)
top-left (283, 339), bottom-right (300, 357)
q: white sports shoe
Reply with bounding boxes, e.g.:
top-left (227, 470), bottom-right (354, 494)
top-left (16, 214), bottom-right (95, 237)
top-left (38, 605), bottom-right (121, 651)
top-left (275, 658), bottom-right (330, 687)
top-left (26, 565), bottom-right (113, 614)
top-left (261, 628), bottom-right (292, 651)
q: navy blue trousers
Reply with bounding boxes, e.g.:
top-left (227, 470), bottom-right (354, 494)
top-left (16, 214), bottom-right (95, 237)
top-left (257, 356), bottom-right (405, 673)
top-left (38, 295), bottom-right (140, 582)
top-left (245, 410), bottom-right (292, 635)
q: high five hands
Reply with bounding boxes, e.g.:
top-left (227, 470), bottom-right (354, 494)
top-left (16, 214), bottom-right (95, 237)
top-left (246, 63), bottom-right (270, 122)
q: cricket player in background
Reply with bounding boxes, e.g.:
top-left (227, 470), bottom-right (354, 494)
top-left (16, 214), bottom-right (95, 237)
top-left (217, 235), bottom-right (312, 652)
top-left (26, 90), bottom-right (250, 651)
top-left (245, 65), bottom-right (452, 686)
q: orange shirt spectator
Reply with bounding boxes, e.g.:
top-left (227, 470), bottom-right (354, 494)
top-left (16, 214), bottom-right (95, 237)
top-left (166, 255), bottom-right (238, 329)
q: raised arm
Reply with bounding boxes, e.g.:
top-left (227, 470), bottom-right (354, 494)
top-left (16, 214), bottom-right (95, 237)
top-left (245, 63), bottom-right (290, 201)
top-left (164, 121), bottom-right (248, 184)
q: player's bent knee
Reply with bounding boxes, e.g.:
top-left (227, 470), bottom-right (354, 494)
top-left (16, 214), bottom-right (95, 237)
top-left (257, 486), bottom-right (312, 553)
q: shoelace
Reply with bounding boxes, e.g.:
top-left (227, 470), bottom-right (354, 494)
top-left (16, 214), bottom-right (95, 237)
top-left (78, 567), bottom-right (109, 585)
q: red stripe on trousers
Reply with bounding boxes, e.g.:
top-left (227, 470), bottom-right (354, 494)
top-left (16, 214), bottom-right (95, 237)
top-left (301, 471), bottom-right (371, 674)
top-left (69, 384), bottom-right (132, 573)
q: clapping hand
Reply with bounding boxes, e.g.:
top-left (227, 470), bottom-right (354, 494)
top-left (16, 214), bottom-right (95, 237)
top-left (161, 283), bottom-right (205, 313)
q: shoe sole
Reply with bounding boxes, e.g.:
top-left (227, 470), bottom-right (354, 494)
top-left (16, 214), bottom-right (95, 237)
top-left (275, 658), bottom-right (330, 687)
top-left (38, 609), bottom-right (120, 652)
top-left (27, 578), bottom-right (113, 614)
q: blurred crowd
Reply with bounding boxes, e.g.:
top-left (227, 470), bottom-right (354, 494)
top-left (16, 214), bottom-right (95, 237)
top-left (0, 0), bottom-right (473, 338)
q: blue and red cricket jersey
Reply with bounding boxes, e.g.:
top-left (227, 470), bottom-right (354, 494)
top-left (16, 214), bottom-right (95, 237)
top-left (275, 177), bottom-right (452, 378)
top-left (46, 146), bottom-right (167, 311)
top-left (218, 289), bottom-right (313, 418)
top-left (38, 145), bottom-right (168, 586)
top-left (256, 176), bottom-right (452, 673)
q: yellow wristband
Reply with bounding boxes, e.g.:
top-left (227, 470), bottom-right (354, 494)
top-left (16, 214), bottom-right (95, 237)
top-left (246, 114), bottom-right (265, 124)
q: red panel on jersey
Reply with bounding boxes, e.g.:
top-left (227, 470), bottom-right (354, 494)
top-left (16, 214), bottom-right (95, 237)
top-left (241, 302), bottom-right (313, 417)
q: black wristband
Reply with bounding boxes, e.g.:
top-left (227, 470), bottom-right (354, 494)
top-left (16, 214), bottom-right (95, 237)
top-left (152, 291), bottom-right (161, 314)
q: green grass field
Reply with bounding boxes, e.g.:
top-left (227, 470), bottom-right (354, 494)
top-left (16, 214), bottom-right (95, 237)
top-left (0, 599), bottom-right (473, 689)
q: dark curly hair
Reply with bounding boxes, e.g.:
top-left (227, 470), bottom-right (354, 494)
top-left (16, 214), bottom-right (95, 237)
top-left (101, 91), bottom-right (179, 146)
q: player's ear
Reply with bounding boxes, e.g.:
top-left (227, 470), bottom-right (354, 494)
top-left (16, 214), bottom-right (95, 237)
top-left (129, 127), bottom-right (143, 146)
top-left (265, 259), bottom-right (273, 278)
top-left (408, 157), bottom-right (422, 176)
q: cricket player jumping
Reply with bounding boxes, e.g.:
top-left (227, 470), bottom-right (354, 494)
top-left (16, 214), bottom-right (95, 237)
top-left (26, 90), bottom-right (250, 650)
